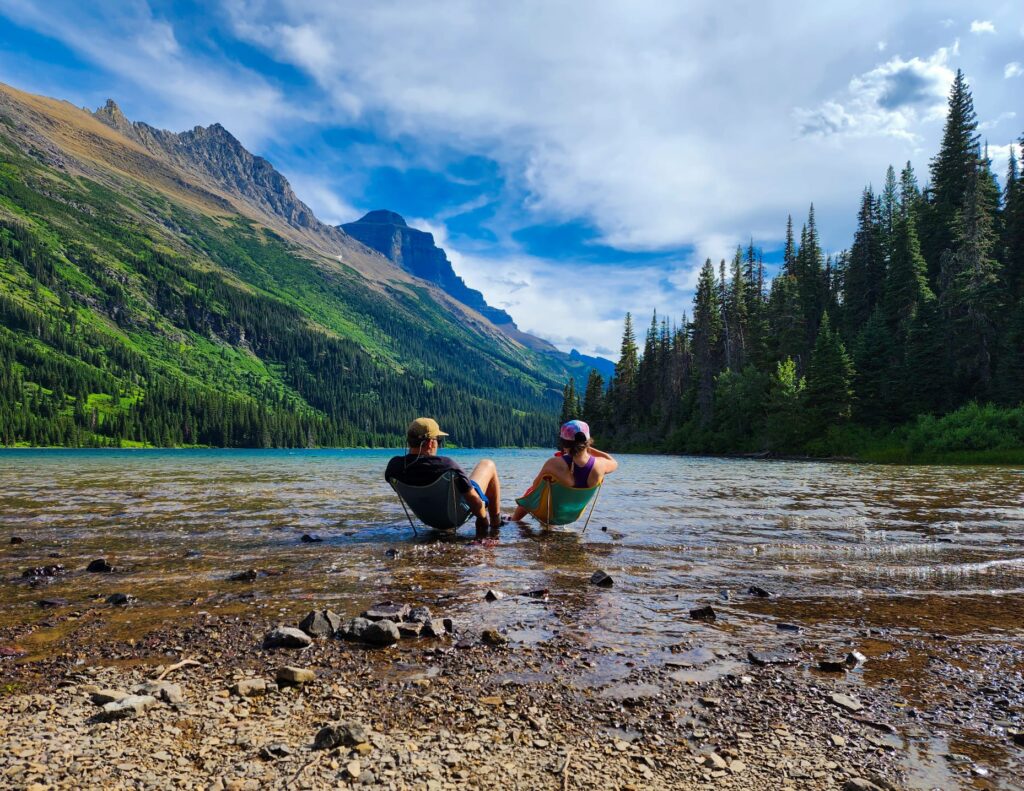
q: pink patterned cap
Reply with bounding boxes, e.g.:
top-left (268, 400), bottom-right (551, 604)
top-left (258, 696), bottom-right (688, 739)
top-left (559, 419), bottom-right (590, 441)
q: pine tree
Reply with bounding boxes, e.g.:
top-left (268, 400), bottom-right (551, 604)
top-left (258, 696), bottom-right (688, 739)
top-left (690, 259), bottom-right (721, 425)
top-left (843, 188), bottom-right (885, 340)
top-left (1001, 138), bottom-right (1024, 300)
top-left (582, 369), bottom-right (605, 431)
top-left (726, 247), bottom-right (748, 371)
top-left (852, 309), bottom-right (895, 425)
top-left (804, 312), bottom-right (855, 435)
top-left (884, 210), bottom-right (934, 337)
top-left (559, 378), bottom-right (580, 423)
top-left (880, 165), bottom-right (899, 253)
top-left (924, 69), bottom-right (980, 280)
top-left (609, 313), bottom-right (639, 424)
top-left (899, 161), bottom-right (920, 217)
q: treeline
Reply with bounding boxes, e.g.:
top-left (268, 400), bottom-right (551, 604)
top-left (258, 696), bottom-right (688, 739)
top-left (0, 140), bottom-right (558, 448)
top-left (565, 71), bottom-right (1024, 459)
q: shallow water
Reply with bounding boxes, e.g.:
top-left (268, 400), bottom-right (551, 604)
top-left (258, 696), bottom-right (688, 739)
top-left (1, 448), bottom-right (1022, 646)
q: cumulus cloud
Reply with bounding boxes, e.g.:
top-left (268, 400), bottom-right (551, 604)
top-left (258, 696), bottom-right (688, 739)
top-left (1006, 62), bottom-right (1024, 78)
top-left (970, 20), bottom-right (996, 34)
top-left (795, 47), bottom-right (954, 142)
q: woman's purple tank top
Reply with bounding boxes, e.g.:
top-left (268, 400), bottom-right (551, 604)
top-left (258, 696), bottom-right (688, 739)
top-left (562, 454), bottom-right (595, 488)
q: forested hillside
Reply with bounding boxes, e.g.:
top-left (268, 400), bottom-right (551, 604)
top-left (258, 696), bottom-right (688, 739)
top-left (572, 72), bottom-right (1024, 462)
top-left (0, 85), bottom-right (580, 448)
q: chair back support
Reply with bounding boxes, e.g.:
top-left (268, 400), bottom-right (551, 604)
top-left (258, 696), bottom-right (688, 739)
top-left (390, 471), bottom-right (471, 531)
top-left (515, 478), bottom-right (601, 526)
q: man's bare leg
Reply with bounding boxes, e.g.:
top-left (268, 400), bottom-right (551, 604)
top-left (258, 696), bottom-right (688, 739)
top-left (470, 459), bottom-right (503, 528)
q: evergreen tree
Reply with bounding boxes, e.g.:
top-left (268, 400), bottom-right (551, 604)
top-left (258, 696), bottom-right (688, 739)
top-left (852, 309), bottom-right (895, 425)
top-left (609, 313), bottom-right (639, 424)
top-left (1001, 138), bottom-right (1024, 300)
top-left (924, 69), bottom-right (980, 281)
top-left (804, 312), bottom-right (855, 434)
top-left (560, 378), bottom-right (581, 423)
top-left (690, 259), bottom-right (721, 425)
top-left (582, 369), bottom-right (605, 432)
top-left (884, 210), bottom-right (934, 337)
top-left (843, 188), bottom-right (885, 341)
top-left (765, 358), bottom-right (806, 451)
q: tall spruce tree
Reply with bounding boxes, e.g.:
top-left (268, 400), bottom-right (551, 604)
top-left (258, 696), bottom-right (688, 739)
top-left (852, 309), bottom-right (895, 425)
top-left (804, 312), bottom-right (855, 435)
top-left (610, 313), bottom-right (639, 424)
top-left (560, 378), bottom-right (581, 423)
top-left (1001, 138), bottom-right (1024, 300)
top-left (884, 210), bottom-right (934, 338)
top-left (924, 69), bottom-right (980, 281)
top-left (690, 259), bottom-right (721, 425)
top-left (582, 369), bottom-right (606, 432)
top-left (843, 188), bottom-right (885, 340)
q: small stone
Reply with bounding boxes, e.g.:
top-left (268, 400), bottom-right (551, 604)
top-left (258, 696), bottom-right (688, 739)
top-left (729, 760), bottom-right (746, 774)
top-left (91, 689), bottom-right (128, 705)
top-left (484, 589), bottom-right (506, 601)
top-left (36, 598), bottom-right (69, 608)
top-left (830, 735), bottom-right (846, 747)
top-left (262, 627), bottom-right (312, 649)
top-left (397, 621), bottom-right (423, 638)
top-left (22, 564), bottom-right (65, 578)
top-left (480, 696), bottom-right (503, 706)
top-left (776, 622), bottom-right (802, 632)
top-left (101, 694), bottom-right (157, 720)
top-left (846, 650), bottom-right (867, 667)
top-left (86, 558), bottom-right (114, 573)
top-left (690, 606), bottom-right (717, 622)
top-left (363, 620), bottom-right (401, 647)
top-left (406, 606), bottom-right (432, 623)
top-left (748, 585), bottom-right (773, 598)
top-left (589, 571), bottom-right (614, 587)
top-left (134, 681), bottom-right (184, 704)
top-left (259, 743), bottom-right (292, 760)
top-left (227, 569), bottom-right (259, 582)
top-left (819, 657), bottom-right (848, 672)
top-left (298, 609), bottom-right (342, 638)
top-left (481, 629), bottom-right (507, 646)
top-left (748, 650), bottom-right (799, 666)
top-left (231, 679), bottom-right (269, 698)
top-left (106, 593), bottom-right (136, 606)
top-left (277, 666), bottom-right (315, 685)
top-left (9, 536), bottom-right (23, 544)
top-left (828, 692), bottom-right (864, 713)
top-left (300, 534), bottom-right (322, 543)
top-left (613, 739), bottom-right (629, 752)
top-left (345, 759), bottom-right (362, 778)
top-left (384, 548), bottom-right (400, 559)
top-left (314, 721), bottom-right (369, 750)
top-left (704, 752), bottom-right (728, 770)
top-left (363, 602), bottom-right (410, 621)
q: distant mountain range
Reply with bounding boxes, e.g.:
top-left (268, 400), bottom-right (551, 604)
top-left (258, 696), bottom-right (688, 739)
top-left (0, 82), bottom-right (611, 447)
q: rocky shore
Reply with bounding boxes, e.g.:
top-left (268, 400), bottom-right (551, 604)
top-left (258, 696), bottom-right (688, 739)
top-left (4, 582), bottom-right (1018, 791)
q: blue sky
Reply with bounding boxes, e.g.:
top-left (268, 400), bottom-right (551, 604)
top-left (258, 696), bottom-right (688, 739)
top-left (1, 1), bottom-right (1022, 357)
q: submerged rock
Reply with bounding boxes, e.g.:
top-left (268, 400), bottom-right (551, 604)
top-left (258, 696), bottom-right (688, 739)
top-left (481, 629), bottom-right (507, 646)
top-left (22, 564), bottom-right (65, 578)
top-left (299, 609), bottom-right (342, 638)
top-left (484, 589), bottom-right (506, 601)
top-left (10, 536), bottom-right (24, 544)
top-left (86, 558), bottom-right (114, 573)
top-left (36, 598), bottom-right (69, 608)
top-left (300, 533), bottom-right (322, 543)
top-left (262, 626), bottom-right (312, 649)
top-left (422, 618), bottom-right (454, 638)
top-left (589, 571), bottom-right (614, 587)
top-left (846, 650), bottom-right (867, 667)
top-left (747, 585), bottom-right (773, 598)
top-left (228, 569), bottom-right (259, 582)
top-left (776, 622), bottom-right (802, 633)
top-left (690, 606), bottom-right (717, 622)
top-left (819, 656), bottom-right (848, 672)
top-left (106, 593), bottom-right (136, 606)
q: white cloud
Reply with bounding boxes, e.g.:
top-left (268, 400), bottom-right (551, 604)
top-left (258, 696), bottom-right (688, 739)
top-left (979, 111), bottom-right (1017, 131)
top-left (1006, 62), bottom-right (1024, 78)
top-left (988, 143), bottom-right (1021, 180)
top-left (877, 41), bottom-right (887, 51)
top-left (0, 0), bottom-right (312, 146)
top-left (795, 47), bottom-right (954, 142)
top-left (970, 20), bottom-right (996, 34)
top-left (286, 175), bottom-right (361, 226)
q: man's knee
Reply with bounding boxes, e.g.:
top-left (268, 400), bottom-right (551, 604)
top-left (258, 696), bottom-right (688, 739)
top-left (476, 458), bottom-right (497, 477)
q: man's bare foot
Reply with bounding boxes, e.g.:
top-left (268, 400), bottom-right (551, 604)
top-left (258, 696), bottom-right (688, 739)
top-left (489, 513), bottom-right (505, 529)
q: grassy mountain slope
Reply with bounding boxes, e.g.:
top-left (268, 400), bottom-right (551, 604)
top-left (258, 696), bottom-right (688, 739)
top-left (0, 83), bottom-right (585, 447)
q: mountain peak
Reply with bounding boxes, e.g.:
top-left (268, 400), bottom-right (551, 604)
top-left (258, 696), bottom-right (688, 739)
top-left (357, 210), bottom-right (408, 227)
top-left (94, 99), bottom-right (133, 135)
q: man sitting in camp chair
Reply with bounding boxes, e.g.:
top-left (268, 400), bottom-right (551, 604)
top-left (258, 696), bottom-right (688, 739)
top-left (385, 417), bottom-right (503, 532)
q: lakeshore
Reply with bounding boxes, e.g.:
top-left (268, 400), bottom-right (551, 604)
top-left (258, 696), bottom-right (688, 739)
top-left (0, 449), bottom-right (1022, 789)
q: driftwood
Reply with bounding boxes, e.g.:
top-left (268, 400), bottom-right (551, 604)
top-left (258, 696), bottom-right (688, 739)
top-left (152, 657), bottom-right (201, 681)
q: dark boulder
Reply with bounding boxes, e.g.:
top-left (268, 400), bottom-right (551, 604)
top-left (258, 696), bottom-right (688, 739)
top-left (86, 558), bottom-right (115, 573)
top-left (690, 606), bottom-right (717, 622)
top-left (589, 571), bottom-right (614, 587)
top-left (298, 609), bottom-right (342, 638)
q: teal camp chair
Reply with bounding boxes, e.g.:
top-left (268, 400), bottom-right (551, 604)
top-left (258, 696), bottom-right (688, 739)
top-left (515, 478), bottom-right (602, 530)
top-left (389, 471), bottom-right (472, 533)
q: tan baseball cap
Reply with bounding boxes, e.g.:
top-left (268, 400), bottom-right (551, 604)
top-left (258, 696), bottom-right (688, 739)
top-left (407, 417), bottom-right (449, 440)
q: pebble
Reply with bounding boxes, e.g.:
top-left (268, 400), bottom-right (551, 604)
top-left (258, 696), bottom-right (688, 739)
top-left (9, 536), bottom-right (23, 544)
top-left (748, 585), bottom-right (773, 598)
top-left (346, 759), bottom-right (361, 778)
top-left (300, 534), bottom-right (322, 543)
top-left (106, 593), bottom-right (136, 606)
top-left (690, 606), bottom-right (716, 622)
top-left (589, 571), bottom-right (613, 587)
top-left (276, 666), bottom-right (315, 685)
top-left (86, 558), bottom-right (115, 573)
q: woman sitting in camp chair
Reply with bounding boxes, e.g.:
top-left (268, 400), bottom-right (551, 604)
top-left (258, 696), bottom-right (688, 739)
top-left (511, 419), bottom-right (617, 526)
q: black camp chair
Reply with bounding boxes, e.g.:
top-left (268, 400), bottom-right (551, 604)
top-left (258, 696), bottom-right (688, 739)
top-left (389, 470), bottom-right (471, 534)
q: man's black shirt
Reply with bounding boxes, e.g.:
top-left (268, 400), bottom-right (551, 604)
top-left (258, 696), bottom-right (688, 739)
top-left (385, 454), bottom-right (472, 494)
